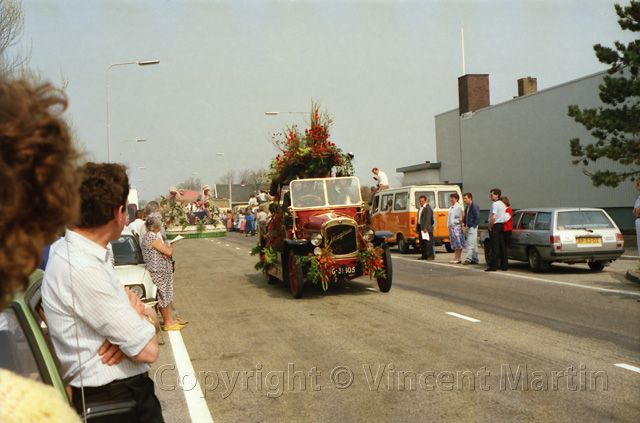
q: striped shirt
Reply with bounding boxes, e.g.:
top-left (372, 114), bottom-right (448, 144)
top-left (42, 230), bottom-right (155, 387)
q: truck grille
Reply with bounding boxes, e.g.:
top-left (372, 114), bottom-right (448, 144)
top-left (325, 223), bottom-right (358, 256)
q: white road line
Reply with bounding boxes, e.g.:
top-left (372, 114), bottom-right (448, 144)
top-left (235, 247), bottom-right (240, 250)
top-left (394, 255), bottom-right (640, 298)
top-left (168, 331), bottom-right (214, 423)
top-left (446, 312), bottom-right (480, 322)
top-left (614, 363), bottom-right (640, 373)
top-left (225, 244), bottom-right (230, 247)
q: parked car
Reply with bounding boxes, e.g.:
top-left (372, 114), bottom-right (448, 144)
top-left (0, 270), bottom-right (139, 420)
top-left (258, 176), bottom-right (393, 298)
top-left (110, 228), bottom-right (157, 303)
top-left (480, 207), bottom-right (625, 272)
top-left (369, 184), bottom-right (463, 253)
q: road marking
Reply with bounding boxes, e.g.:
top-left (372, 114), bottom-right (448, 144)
top-left (225, 244), bottom-right (230, 247)
top-left (446, 312), bottom-right (480, 322)
top-left (614, 363), bottom-right (640, 373)
top-left (394, 255), bottom-right (640, 298)
top-left (236, 247), bottom-right (241, 250)
top-left (168, 331), bottom-right (215, 423)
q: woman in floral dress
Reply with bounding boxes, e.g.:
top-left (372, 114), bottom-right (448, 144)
top-left (142, 213), bottom-right (182, 331)
top-left (447, 193), bottom-right (466, 264)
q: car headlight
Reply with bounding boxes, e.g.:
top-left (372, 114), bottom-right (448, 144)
top-left (310, 232), bottom-right (323, 246)
top-left (362, 228), bottom-right (375, 242)
top-left (127, 284), bottom-right (145, 299)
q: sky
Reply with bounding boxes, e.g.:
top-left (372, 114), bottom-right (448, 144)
top-left (14, 0), bottom-right (635, 202)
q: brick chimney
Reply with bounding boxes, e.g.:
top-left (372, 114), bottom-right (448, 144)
top-left (517, 77), bottom-right (537, 96)
top-left (458, 74), bottom-right (490, 116)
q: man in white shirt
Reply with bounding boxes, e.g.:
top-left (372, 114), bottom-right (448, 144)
top-left (486, 188), bottom-right (508, 272)
top-left (43, 163), bottom-right (163, 421)
top-left (372, 168), bottom-right (389, 192)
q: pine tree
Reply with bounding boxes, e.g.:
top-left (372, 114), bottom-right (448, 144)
top-left (568, 1), bottom-right (640, 187)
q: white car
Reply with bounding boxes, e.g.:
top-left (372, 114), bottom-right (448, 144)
top-left (110, 228), bottom-right (157, 302)
top-left (481, 207), bottom-right (625, 272)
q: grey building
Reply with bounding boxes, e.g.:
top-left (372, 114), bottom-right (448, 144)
top-left (398, 71), bottom-right (636, 229)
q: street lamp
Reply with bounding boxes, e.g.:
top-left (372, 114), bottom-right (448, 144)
top-left (265, 111), bottom-right (307, 115)
top-left (106, 60), bottom-right (160, 162)
top-left (216, 153), bottom-right (232, 209)
top-left (119, 139), bottom-right (147, 164)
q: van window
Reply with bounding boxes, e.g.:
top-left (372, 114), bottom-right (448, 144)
top-left (438, 191), bottom-right (457, 209)
top-left (517, 212), bottom-right (536, 229)
top-left (534, 212), bottom-right (551, 230)
top-left (415, 191), bottom-right (435, 210)
top-left (394, 192), bottom-right (408, 211)
top-left (372, 196), bottom-right (380, 214)
top-left (381, 194), bottom-right (393, 212)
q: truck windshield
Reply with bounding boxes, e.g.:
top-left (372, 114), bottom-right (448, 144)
top-left (290, 177), bottom-right (361, 208)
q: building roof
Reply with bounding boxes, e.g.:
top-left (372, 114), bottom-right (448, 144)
top-left (396, 162), bottom-right (441, 173)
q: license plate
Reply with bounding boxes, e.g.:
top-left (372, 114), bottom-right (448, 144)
top-left (332, 266), bottom-right (356, 276)
top-left (576, 237), bottom-right (602, 246)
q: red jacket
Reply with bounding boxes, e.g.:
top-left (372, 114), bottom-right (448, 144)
top-left (504, 207), bottom-right (513, 231)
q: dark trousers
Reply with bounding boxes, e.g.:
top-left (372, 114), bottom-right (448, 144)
top-left (71, 374), bottom-right (164, 423)
top-left (417, 225), bottom-right (434, 259)
top-left (489, 223), bottom-right (508, 270)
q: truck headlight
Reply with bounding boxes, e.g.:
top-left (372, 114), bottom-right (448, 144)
top-left (362, 228), bottom-right (375, 242)
top-left (310, 232), bottom-right (323, 246)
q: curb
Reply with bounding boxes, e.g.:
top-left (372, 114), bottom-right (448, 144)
top-left (625, 269), bottom-right (640, 284)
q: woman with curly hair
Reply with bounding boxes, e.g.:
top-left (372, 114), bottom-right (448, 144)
top-left (0, 78), bottom-right (81, 421)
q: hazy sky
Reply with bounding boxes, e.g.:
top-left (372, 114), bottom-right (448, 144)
top-left (16, 0), bottom-right (633, 201)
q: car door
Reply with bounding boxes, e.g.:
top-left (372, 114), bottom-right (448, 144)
top-left (530, 212), bottom-right (552, 259)
top-left (512, 212), bottom-right (537, 259)
top-left (508, 211), bottom-right (524, 259)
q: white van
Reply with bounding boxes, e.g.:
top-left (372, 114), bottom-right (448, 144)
top-left (369, 185), bottom-right (463, 253)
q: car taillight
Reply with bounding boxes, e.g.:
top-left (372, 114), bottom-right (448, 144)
top-left (616, 233), bottom-right (624, 248)
top-left (550, 235), bottom-right (561, 250)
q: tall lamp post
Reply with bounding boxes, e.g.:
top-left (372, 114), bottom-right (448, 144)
top-left (216, 153), bottom-right (231, 210)
top-left (106, 60), bottom-right (160, 162)
top-left (119, 139), bottom-right (147, 164)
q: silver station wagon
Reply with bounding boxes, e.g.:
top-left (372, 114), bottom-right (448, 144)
top-left (481, 208), bottom-right (625, 272)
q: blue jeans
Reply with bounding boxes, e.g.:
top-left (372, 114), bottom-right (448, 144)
top-left (465, 226), bottom-right (479, 263)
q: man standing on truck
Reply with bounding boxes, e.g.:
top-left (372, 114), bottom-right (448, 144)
top-left (416, 195), bottom-right (434, 260)
top-left (463, 193), bottom-right (480, 265)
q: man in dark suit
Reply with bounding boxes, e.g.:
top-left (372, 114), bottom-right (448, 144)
top-left (416, 195), bottom-right (434, 260)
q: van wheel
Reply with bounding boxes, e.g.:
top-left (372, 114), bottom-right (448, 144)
top-left (445, 242), bottom-right (453, 253)
top-left (588, 260), bottom-right (605, 271)
top-left (397, 235), bottom-right (408, 254)
top-left (528, 248), bottom-right (550, 273)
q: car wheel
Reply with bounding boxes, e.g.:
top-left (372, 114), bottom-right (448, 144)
top-left (377, 244), bottom-right (393, 293)
top-left (397, 234), bottom-right (408, 254)
top-left (287, 252), bottom-right (304, 299)
top-left (588, 260), bottom-right (605, 271)
top-left (445, 242), bottom-right (453, 253)
top-left (483, 240), bottom-right (494, 266)
top-left (528, 248), bottom-right (549, 273)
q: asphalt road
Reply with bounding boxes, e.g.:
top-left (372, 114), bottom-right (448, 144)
top-left (153, 233), bottom-right (640, 423)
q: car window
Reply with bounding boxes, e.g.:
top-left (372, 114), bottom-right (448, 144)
top-left (534, 212), bottom-right (551, 230)
top-left (512, 212), bottom-right (523, 229)
top-left (0, 307), bottom-right (43, 381)
top-left (394, 192), bottom-right (408, 211)
top-left (111, 235), bottom-right (144, 265)
top-left (381, 194), bottom-right (393, 211)
top-left (415, 191), bottom-right (435, 210)
top-left (438, 191), bottom-right (457, 209)
top-left (556, 210), bottom-right (615, 230)
top-left (517, 212), bottom-right (536, 229)
top-left (372, 195), bottom-right (380, 214)
top-left (290, 179), bottom-right (326, 208)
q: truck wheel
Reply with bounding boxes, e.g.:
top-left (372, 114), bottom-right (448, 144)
top-left (445, 242), bottom-right (453, 253)
top-left (397, 234), bottom-right (408, 254)
top-left (377, 244), bottom-right (393, 293)
top-left (287, 252), bottom-right (304, 299)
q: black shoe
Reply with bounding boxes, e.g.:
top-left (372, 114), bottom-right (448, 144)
top-left (485, 268), bottom-right (497, 272)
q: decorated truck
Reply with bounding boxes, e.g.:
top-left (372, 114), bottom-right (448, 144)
top-left (253, 103), bottom-right (393, 298)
